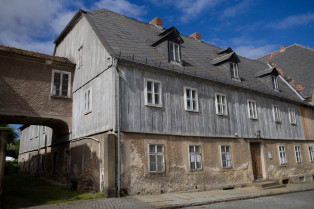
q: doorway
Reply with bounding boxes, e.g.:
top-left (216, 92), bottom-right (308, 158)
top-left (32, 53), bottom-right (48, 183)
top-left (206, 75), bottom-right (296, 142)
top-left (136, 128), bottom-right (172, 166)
top-left (250, 143), bottom-right (263, 180)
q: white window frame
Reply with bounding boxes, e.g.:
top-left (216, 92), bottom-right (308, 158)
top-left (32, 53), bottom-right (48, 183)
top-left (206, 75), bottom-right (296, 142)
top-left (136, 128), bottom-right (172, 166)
top-left (184, 87), bottom-right (199, 112)
top-left (84, 87), bottom-right (92, 114)
top-left (148, 144), bottom-right (165, 173)
top-left (51, 70), bottom-right (71, 98)
top-left (288, 108), bottom-right (297, 125)
top-left (144, 78), bottom-right (162, 107)
top-left (294, 145), bottom-right (302, 163)
top-left (247, 100), bottom-right (258, 119)
top-left (169, 41), bottom-right (181, 62)
top-left (221, 145), bottom-right (232, 168)
top-left (278, 146), bottom-right (287, 164)
top-left (189, 145), bottom-right (202, 170)
top-left (309, 146), bottom-right (314, 162)
top-left (272, 105), bottom-right (281, 122)
top-left (230, 63), bottom-right (240, 80)
top-left (215, 93), bottom-right (228, 116)
top-left (272, 76), bottom-right (279, 90)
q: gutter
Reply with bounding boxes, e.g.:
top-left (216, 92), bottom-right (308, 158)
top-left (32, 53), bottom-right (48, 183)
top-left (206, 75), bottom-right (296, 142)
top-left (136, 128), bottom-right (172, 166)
top-left (113, 57), bottom-right (121, 197)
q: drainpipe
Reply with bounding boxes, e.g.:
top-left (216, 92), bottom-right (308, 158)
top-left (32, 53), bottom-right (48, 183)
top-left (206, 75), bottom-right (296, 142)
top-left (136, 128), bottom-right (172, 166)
top-left (113, 57), bottom-right (121, 197)
top-left (70, 137), bottom-right (102, 191)
top-left (37, 126), bottom-right (40, 176)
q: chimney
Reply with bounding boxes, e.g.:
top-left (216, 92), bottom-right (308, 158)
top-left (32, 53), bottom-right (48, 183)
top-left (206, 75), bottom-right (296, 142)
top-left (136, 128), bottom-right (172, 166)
top-left (149, 17), bottom-right (163, 28)
top-left (190, 32), bottom-right (201, 41)
top-left (280, 45), bottom-right (286, 51)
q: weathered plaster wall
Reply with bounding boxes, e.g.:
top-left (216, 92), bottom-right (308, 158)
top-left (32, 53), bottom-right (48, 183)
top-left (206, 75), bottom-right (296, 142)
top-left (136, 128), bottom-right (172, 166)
top-left (263, 140), bottom-right (314, 183)
top-left (120, 133), bottom-right (252, 195)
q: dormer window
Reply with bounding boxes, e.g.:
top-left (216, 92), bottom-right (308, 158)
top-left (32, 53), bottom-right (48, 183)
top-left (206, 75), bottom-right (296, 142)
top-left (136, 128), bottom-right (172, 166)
top-left (272, 76), bottom-right (279, 90)
top-left (230, 63), bottom-right (239, 80)
top-left (169, 42), bottom-right (180, 62)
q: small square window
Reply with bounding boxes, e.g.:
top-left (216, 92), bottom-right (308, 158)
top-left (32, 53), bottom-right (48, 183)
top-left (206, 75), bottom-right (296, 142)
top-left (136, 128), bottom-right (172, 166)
top-left (51, 70), bottom-right (71, 98)
top-left (279, 146), bottom-right (287, 164)
top-left (288, 108), bottom-right (297, 125)
top-left (148, 144), bottom-right (165, 172)
top-left (272, 105), bottom-right (281, 122)
top-left (184, 87), bottom-right (199, 111)
top-left (230, 63), bottom-right (240, 80)
top-left (272, 76), bottom-right (279, 90)
top-left (84, 88), bottom-right (92, 114)
top-left (169, 42), bottom-right (181, 62)
top-left (247, 100), bottom-right (258, 119)
top-left (221, 145), bottom-right (232, 168)
top-left (309, 146), bottom-right (314, 162)
top-left (145, 79), bottom-right (162, 107)
top-left (294, 146), bottom-right (302, 163)
top-left (215, 93), bottom-right (228, 115)
top-left (189, 145), bottom-right (202, 170)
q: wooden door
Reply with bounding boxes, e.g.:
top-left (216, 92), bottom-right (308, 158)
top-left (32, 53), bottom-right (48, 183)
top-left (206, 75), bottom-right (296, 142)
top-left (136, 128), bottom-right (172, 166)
top-left (250, 143), bottom-right (263, 180)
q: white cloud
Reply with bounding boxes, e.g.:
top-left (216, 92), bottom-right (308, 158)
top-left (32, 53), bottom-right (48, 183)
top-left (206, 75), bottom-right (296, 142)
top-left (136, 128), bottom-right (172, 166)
top-left (0, 0), bottom-right (77, 54)
top-left (267, 13), bottom-right (314, 29)
top-left (93, 0), bottom-right (146, 20)
top-left (234, 44), bottom-right (277, 59)
top-left (221, 0), bottom-right (253, 18)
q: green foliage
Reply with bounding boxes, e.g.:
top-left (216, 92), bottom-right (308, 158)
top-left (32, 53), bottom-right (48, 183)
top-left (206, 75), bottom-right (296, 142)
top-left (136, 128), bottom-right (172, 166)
top-left (6, 139), bottom-right (20, 158)
top-left (0, 123), bottom-right (19, 144)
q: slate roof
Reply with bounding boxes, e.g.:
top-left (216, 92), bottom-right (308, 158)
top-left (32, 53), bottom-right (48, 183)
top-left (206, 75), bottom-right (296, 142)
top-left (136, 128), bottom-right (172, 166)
top-left (256, 44), bottom-right (314, 99)
top-left (55, 9), bottom-right (305, 104)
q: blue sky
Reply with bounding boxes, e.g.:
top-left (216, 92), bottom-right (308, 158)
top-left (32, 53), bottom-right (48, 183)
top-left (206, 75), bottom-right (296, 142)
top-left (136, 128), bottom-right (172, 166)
top-left (1, 0), bottom-right (314, 59)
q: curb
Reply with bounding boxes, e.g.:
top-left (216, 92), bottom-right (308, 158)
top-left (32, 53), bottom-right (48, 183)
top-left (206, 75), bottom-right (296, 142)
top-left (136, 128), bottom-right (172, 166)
top-left (157, 187), bottom-right (314, 209)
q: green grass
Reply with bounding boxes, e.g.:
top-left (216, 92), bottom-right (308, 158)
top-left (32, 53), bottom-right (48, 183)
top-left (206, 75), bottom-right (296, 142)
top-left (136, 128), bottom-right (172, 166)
top-left (3, 164), bottom-right (105, 209)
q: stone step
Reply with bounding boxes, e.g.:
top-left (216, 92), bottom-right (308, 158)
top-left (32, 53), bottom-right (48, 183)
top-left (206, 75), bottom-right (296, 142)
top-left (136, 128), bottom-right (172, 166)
top-left (262, 184), bottom-right (286, 190)
top-left (253, 180), bottom-right (281, 188)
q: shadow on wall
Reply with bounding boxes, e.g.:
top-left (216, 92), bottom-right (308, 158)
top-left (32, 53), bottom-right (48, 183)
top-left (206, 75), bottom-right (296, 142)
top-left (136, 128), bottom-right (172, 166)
top-left (18, 142), bottom-right (101, 192)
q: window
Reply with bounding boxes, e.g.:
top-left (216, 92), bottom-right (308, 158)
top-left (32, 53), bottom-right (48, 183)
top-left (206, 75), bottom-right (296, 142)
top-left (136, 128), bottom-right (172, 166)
top-left (169, 42), bottom-right (180, 62)
top-left (221, 145), bottom-right (232, 168)
top-left (84, 88), bottom-right (92, 114)
top-left (77, 46), bottom-right (83, 69)
top-left (309, 146), bottom-right (314, 162)
top-left (184, 87), bottom-right (199, 111)
top-left (145, 79), bottom-right (162, 107)
top-left (51, 70), bottom-right (71, 97)
top-left (295, 146), bottom-right (302, 163)
top-left (42, 126), bottom-right (46, 133)
top-left (189, 145), bottom-right (202, 170)
top-left (272, 76), bottom-right (279, 90)
top-left (215, 93), bottom-right (228, 115)
top-left (65, 151), bottom-right (71, 173)
top-left (247, 100), bottom-right (258, 119)
top-left (279, 146), bottom-right (287, 164)
top-left (230, 63), bottom-right (240, 80)
top-left (148, 144), bottom-right (165, 172)
top-left (288, 108), bottom-right (297, 125)
top-left (272, 105), bottom-right (281, 122)
top-left (53, 152), bottom-right (58, 173)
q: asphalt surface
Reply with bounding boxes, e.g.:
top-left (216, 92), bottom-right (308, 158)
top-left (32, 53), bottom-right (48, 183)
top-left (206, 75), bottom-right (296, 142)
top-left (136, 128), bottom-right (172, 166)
top-left (184, 190), bottom-right (314, 209)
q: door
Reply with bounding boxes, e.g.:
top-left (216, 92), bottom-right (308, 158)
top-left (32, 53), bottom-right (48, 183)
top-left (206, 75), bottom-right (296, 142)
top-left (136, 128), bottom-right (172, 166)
top-left (250, 143), bottom-right (263, 180)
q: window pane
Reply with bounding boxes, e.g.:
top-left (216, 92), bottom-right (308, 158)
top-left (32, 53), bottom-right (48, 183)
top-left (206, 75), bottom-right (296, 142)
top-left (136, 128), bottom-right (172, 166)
top-left (187, 100), bottom-right (191, 109)
top-left (190, 161), bottom-right (195, 170)
top-left (195, 146), bottom-right (200, 153)
top-left (221, 146), bottom-right (225, 152)
top-left (196, 161), bottom-right (201, 169)
top-left (154, 82), bottom-right (159, 93)
top-left (149, 155), bottom-right (156, 171)
top-left (169, 42), bottom-right (174, 61)
top-left (192, 100), bottom-right (196, 110)
top-left (175, 44), bottom-right (179, 61)
top-left (61, 74), bottom-right (69, 96)
top-left (186, 89), bottom-right (191, 99)
top-left (149, 145), bottom-right (155, 153)
top-left (222, 153), bottom-right (226, 161)
top-left (157, 155), bottom-right (163, 171)
top-left (147, 93), bottom-right (153, 104)
top-left (155, 94), bottom-right (159, 105)
top-left (147, 81), bottom-right (152, 92)
top-left (189, 146), bottom-right (194, 153)
top-left (157, 145), bottom-right (163, 153)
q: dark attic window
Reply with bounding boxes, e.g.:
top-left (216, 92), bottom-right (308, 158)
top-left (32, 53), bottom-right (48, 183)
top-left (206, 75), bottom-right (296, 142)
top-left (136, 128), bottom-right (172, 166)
top-left (230, 63), bottom-right (240, 80)
top-left (169, 41), bottom-right (181, 62)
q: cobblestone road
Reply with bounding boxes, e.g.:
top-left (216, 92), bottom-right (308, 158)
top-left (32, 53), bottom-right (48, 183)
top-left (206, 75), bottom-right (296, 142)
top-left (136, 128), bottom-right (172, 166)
top-left (184, 190), bottom-right (314, 209)
top-left (24, 197), bottom-right (155, 209)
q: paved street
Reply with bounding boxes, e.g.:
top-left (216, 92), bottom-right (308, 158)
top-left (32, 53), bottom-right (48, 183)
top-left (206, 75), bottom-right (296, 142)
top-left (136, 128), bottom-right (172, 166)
top-left (184, 190), bottom-right (314, 209)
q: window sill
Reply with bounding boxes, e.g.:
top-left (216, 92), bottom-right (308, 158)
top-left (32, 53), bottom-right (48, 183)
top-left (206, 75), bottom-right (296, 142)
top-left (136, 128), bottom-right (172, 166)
top-left (170, 60), bottom-right (182, 66)
top-left (50, 95), bottom-right (71, 99)
top-left (185, 109), bottom-right (199, 113)
top-left (190, 168), bottom-right (202, 172)
top-left (221, 167), bottom-right (233, 170)
top-left (249, 117), bottom-right (258, 120)
top-left (290, 123), bottom-right (297, 126)
top-left (145, 103), bottom-right (163, 108)
top-left (280, 163), bottom-right (287, 167)
top-left (84, 111), bottom-right (92, 115)
top-left (216, 113), bottom-right (228, 116)
top-left (274, 120), bottom-right (282, 123)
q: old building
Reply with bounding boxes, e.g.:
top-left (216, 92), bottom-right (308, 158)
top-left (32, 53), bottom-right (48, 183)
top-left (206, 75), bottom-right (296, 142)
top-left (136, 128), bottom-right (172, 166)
top-left (16, 8), bottom-right (314, 196)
